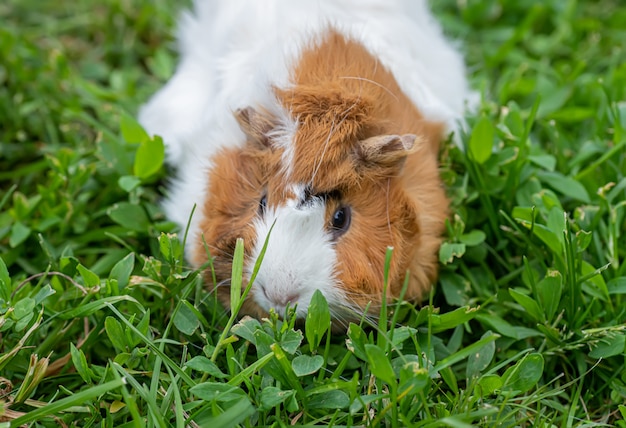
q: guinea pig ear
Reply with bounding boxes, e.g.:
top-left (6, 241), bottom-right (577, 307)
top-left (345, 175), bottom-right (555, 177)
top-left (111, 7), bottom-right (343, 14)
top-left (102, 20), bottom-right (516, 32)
top-left (354, 134), bottom-right (418, 172)
top-left (234, 106), bottom-right (275, 148)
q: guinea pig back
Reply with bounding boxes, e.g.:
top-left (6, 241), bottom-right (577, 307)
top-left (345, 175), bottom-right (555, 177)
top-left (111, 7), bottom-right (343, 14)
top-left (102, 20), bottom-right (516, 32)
top-left (139, 1), bottom-right (474, 321)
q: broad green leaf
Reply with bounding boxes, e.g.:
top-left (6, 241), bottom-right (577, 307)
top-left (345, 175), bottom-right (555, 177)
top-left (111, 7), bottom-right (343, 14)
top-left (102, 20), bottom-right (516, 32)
top-left (15, 312), bottom-right (34, 331)
top-left (536, 271), bottom-right (562, 322)
top-left (533, 225), bottom-right (563, 255)
top-left (365, 344), bottom-right (396, 386)
top-left (185, 356), bottom-right (227, 378)
top-left (280, 329), bottom-right (303, 354)
top-left (430, 306), bottom-right (479, 333)
top-left (509, 288), bottom-right (544, 322)
top-left (440, 272), bottom-right (470, 307)
top-left (120, 112), bottom-right (149, 144)
top-left (292, 354), bottom-right (324, 377)
top-left (575, 230), bottom-right (592, 252)
top-left (130, 310), bottom-right (151, 347)
top-left (536, 324), bottom-right (562, 344)
top-left (399, 363), bottom-right (429, 397)
top-left (9, 221), bottom-right (31, 248)
top-left (190, 382), bottom-right (246, 403)
top-left (475, 314), bottom-right (541, 340)
top-left (536, 85), bottom-right (571, 118)
top-left (440, 366), bottom-right (459, 395)
top-left (231, 316), bottom-right (262, 345)
top-left (608, 277), bottom-right (626, 295)
top-left (107, 202), bottom-right (150, 232)
top-left (439, 242), bottom-right (466, 264)
top-left (346, 323), bottom-right (368, 361)
top-left (459, 230), bottom-right (486, 246)
top-left (0, 257), bottom-right (10, 297)
top-left (546, 209), bottom-right (566, 251)
top-left (259, 387), bottom-right (295, 411)
top-left (390, 326), bottom-right (416, 348)
top-left (477, 374), bottom-right (503, 396)
top-left (514, 219), bottom-right (562, 255)
top-left (254, 331), bottom-right (289, 384)
top-left (70, 343), bottom-right (93, 384)
top-left (159, 232), bottom-right (182, 261)
top-left (502, 353), bottom-right (544, 394)
top-left (13, 297), bottom-right (36, 319)
top-left (174, 300), bottom-right (199, 336)
top-left (511, 206), bottom-right (536, 224)
top-left (12, 192), bottom-right (41, 218)
top-left (270, 343), bottom-right (306, 396)
top-left (110, 252), bottom-right (135, 289)
top-left (33, 284), bottom-right (56, 305)
top-left (536, 171), bottom-right (590, 203)
top-left (466, 331), bottom-right (496, 379)
top-left (134, 136), bottom-right (165, 179)
top-left (305, 289), bottom-right (331, 352)
top-left (538, 188), bottom-right (564, 212)
top-left (468, 116), bottom-right (494, 164)
top-left (580, 260), bottom-right (610, 301)
top-left (504, 102), bottom-right (524, 135)
top-left (589, 332), bottom-right (625, 359)
top-left (118, 175), bottom-right (141, 193)
top-left (307, 390), bottom-right (349, 410)
top-left (528, 154), bottom-right (556, 171)
top-left (105, 316), bottom-right (127, 352)
top-left (434, 333), bottom-right (499, 374)
top-left (77, 264), bottom-right (100, 288)
top-left (494, 146), bottom-right (519, 166)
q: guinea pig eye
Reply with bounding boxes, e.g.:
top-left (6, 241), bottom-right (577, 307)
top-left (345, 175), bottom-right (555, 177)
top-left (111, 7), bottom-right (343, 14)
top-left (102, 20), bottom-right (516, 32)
top-left (330, 205), bottom-right (351, 238)
top-left (259, 194), bottom-right (268, 215)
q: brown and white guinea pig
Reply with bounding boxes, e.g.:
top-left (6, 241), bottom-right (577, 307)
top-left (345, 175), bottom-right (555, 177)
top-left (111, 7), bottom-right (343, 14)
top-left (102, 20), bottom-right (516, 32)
top-left (140, 0), bottom-right (476, 322)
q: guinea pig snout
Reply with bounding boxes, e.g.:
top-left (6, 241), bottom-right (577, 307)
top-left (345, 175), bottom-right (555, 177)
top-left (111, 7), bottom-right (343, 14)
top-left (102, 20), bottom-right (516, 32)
top-left (258, 283), bottom-right (301, 309)
top-left (249, 200), bottom-right (339, 315)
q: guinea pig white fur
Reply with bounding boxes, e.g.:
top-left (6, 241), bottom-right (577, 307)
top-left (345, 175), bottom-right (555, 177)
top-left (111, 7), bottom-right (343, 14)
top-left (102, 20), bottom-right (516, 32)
top-left (139, 0), bottom-right (475, 321)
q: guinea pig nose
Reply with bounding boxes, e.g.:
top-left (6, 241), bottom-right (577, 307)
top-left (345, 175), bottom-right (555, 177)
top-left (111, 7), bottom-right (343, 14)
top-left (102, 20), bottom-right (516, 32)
top-left (275, 292), bottom-right (300, 307)
top-left (260, 285), bottom-right (300, 307)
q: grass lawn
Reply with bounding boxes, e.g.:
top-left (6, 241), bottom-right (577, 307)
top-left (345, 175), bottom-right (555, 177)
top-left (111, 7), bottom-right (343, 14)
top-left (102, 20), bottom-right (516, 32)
top-left (1, 0), bottom-right (626, 426)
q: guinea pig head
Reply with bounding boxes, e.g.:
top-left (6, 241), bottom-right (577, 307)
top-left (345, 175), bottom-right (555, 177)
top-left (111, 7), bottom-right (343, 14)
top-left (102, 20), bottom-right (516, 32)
top-left (192, 90), bottom-right (445, 323)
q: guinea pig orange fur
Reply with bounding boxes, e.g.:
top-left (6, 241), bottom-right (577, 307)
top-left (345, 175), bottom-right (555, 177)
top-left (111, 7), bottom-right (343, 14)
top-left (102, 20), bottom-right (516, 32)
top-left (139, 1), bottom-right (475, 323)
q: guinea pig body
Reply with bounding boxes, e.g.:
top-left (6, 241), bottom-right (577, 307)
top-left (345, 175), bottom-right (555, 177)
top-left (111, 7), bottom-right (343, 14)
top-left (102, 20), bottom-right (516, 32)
top-left (139, 0), bottom-right (475, 321)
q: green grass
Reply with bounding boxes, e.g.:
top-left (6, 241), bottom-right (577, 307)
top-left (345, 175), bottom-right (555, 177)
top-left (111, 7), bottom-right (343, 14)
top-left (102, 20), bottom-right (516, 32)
top-left (1, 0), bottom-right (626, 426)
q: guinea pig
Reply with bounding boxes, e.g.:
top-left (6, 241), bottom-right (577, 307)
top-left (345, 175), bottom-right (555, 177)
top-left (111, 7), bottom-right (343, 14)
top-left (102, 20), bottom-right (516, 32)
top-left (139, 0), bottom-right (475, 322)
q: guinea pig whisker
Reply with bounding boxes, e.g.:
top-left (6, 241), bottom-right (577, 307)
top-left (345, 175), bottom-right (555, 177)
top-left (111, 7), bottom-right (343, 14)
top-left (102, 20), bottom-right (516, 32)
top-left (214, 278), bottom-right (232, 289)
top-left (337, 289), bottom-right (386, 302)
top-left (233, 167), bottom-right (258, 190)
top-left (339, 76), bottom-right (399, 103)
top-left (201, 245), bottom-right (234, 260)
top-left (332, 298), bottom-right (380, 328)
